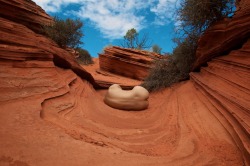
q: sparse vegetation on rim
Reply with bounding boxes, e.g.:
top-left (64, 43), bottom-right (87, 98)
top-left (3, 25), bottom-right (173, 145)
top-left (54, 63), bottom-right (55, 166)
top-left (76, 48), bottom-right (93, 65)
top-left (42, 16), bottom-right (84, 49)
top-left (142, 0), bottom-right (235, 91)
top-left (141, 57), bottom-right (185, 92)
top-left (42, 16), bottom-right (93, 65)
top-left (152, 44), bottom-right (162, 54)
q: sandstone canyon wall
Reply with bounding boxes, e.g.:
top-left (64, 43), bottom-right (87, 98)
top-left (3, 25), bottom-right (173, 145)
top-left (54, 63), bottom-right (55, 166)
top-left (82, 58), bottom-right (142, 89)
top-left (99, 46), bottom-right (163, 80)
top-left (0, 0), bottom-right (99, 89)
top-left (193, 0), bottom-right (250, 70)
top-left (0, 0), bottom-right (249, 166)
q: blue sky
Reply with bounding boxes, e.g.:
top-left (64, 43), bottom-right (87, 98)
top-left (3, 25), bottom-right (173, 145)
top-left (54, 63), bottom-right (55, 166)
top-left (33, 0), bottom-right (180, 57)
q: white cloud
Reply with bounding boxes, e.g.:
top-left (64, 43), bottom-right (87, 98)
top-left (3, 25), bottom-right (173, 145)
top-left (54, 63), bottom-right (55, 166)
top-left (33, 0), bottom-right (179, 39)
top-left (150, 0), bottom-right (180, 25)
top-left (34, 0), bottom-right (82, 12)
top-left (76, 0), bottom-right (147, 39)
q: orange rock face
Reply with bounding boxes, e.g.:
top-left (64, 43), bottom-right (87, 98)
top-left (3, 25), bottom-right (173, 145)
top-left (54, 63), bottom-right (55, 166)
top-left (82, 58), bottom-right (142, 89)
top-left (193, 0), bottom-right (250, 70)
top-left (0, 0), bottom-right (52, 33)
top-left (99, 46), bottom-right (163, 80)
top-left (190, 39), bottom-right (250, 164)
top-left (0, 0), bottom-right (249, 165)
top-left (0, 0), bottom-right (98, 89)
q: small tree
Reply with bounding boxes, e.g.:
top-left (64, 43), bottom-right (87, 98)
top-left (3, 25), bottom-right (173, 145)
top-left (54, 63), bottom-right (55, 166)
top-left (120, 28), bottom-right (152, 50)
top-left (43, 16), bottom-right (84, 48)
top-left (76, 48), bottom-right (93, 65)
top-left (152, 44), bottom-right (162, 54)
top-left (177, 0), bottom-right (235, 37)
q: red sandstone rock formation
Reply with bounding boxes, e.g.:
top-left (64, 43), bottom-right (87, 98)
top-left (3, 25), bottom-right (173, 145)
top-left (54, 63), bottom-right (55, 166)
top-left (65, 47), bottom-right (80, 58)
top-left (0, 0), bottom-right (52, 33)
top-left (193, 0), bottom-right (250, 70)
top-left (0, 0), bottom-right (99, 89)
top-left (0, 0), bottom-right (249, 165)
top-left (190, 39), bottom-right (250, 164)
top-left (99, 46), bottom-right (163, 80)
top-left (82, 58), bottom-right (142, 89)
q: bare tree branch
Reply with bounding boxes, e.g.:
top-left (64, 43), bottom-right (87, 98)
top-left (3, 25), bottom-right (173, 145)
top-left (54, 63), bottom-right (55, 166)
top-left (120, 28), bottom-right (152, 50)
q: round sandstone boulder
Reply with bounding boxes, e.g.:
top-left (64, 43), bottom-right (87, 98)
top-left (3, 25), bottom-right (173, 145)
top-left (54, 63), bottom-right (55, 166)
top-left (104, 84), bottom-right (149, 111)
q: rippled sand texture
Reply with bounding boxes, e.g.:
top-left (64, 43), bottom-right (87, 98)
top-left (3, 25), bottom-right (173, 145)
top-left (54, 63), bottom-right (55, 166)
top-left (41, 40), bottom-right (250, 165)
top-left (0, 0), bottom-right (249, 165)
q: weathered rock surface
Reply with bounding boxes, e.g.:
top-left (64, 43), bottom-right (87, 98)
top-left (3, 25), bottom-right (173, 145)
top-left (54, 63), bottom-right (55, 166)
top-left (191, 39), bottom-right (250, 164)
top-left (0, 0), bottom-right (98, 89)
top-left (193, 0), bottom-right (250, 70)
top-left (0, 0), bottom-right (249, 166)
top-left (99, 46), bottom-right (163, 80)
top-left (0, 0), bottom-right (52, 33)
top-left (82, 58), bottom-right (141, 89)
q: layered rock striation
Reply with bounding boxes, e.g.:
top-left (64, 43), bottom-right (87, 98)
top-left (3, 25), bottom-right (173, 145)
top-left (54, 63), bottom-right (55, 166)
top-left (99, 46), bottom-right (163, 80)
top-left (0, 0), bottom-right (249, 165)
top-left (191, 39), bottom-right (250, 164)
top-left (193, 0), bottom-right (250, 70)
top-left (0, 0), bottom-right (99, 89)
top-left (0, 0), bottom-right (52, 33)
top-left (82, 58), bottom-right (142, 89)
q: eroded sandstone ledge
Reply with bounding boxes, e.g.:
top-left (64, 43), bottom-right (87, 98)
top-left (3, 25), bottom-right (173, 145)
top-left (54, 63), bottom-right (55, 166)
top-left (99, 46), bottom-right (163, 80)
top-left (0, 0), bottom-right (249, 165)
top-left (193, 0), bottom-right (250, 70)
top-left (0, 0), bottom-right (99, 89)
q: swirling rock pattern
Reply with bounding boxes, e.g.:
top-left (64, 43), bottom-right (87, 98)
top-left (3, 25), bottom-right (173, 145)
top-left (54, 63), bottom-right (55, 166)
top-left (193, 0), bottom-right (250, 70)
top-left (0, 0), bottom-right (249, 165)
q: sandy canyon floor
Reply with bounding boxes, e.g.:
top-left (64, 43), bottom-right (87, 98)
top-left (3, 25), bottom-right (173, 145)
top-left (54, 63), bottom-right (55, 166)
top-left (1, 55), bottom-right (249, 165)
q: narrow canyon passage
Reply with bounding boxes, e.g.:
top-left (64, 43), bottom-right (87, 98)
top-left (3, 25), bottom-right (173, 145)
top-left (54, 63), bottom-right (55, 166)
top-left (0, 40), bottom-right (248, 165)
top-left (0, 0), bottom-right (249, 165)
top-left (39, 78), bottom-right (244, 165)
top-left (40, 40), bottom-right (250, 165)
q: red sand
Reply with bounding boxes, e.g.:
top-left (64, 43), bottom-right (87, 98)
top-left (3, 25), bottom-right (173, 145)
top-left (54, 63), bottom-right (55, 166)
top-left (1, 48), bottom-right (249, 165)
top-left (0, 0), bottom-right (249, 165)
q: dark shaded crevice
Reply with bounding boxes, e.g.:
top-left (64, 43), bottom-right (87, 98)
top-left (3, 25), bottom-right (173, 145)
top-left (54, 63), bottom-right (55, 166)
top-left (53, 54), bottom-right (101, 89)
top-left (220, 35), bottom-right (250, 56)
top-left (193, 32), bottom-right (250, 72)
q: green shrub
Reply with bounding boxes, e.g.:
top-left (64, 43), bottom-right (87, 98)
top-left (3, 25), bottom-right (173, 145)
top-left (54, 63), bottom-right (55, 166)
top-left (177, 0), bottom-right (235, 35)
top-left (172, 36), bottom-right (197, 75)
top-left (43, 16), bottom-right (84, 48)
top-left (152, 44), bottom-right (162, 54)
top-left (142, 0), bottom-right (235, 92)
top-left (141, 57), bottom-right (185, 92)
top-left (173, 0), bottom-right (235, 74)
top-left (76, 48), bottom-right (93, 65)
